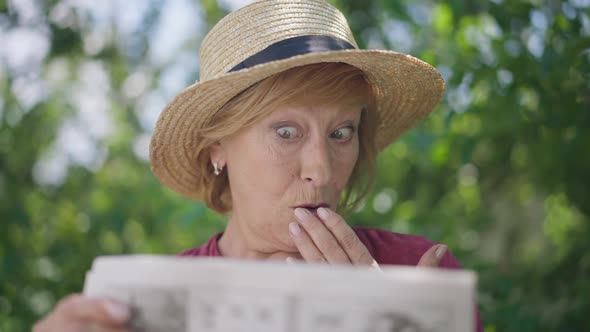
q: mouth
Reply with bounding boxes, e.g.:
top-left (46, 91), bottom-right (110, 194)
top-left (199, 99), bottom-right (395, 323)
top-left (293, 203), bottom-right (330, 217)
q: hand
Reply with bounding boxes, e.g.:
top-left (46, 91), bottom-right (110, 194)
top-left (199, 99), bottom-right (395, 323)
top-left (416, 242), bottom-right (448, 268)
top-left (288, 207), bottom-right (448, 269)
top-left (288, 207), bottom-right (378, 268)
top-left (33, 294), bottom-right (131, 332)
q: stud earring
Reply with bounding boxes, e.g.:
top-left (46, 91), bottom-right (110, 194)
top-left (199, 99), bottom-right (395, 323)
top-left (213, 162), bottom-right (223, 176)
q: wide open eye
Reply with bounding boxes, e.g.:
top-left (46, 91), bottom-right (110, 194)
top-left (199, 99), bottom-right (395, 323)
top-left (330, 126), bottom-right (354, 141)
top-left (276, 126), bottom-right (299, 139)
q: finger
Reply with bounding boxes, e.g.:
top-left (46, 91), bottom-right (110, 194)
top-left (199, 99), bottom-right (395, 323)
top-left (417, 244), bottom-right (447, 267)
top-left (34, 320), bottom-right (132, 332)
top-left (288, 221), bottom-right (327, 264)
top-left (285, 257), bottom-right (299, 265)
top-left (293, 208), bottom-right (351, 264)
top-left (88, 324), bottom-right (133, 332)
top-left (316, 207), bottom-right (375, 266)
top-left (57, 294), bottom-right (131, 327)
top-left (88, 324), bottom-right (131, 332)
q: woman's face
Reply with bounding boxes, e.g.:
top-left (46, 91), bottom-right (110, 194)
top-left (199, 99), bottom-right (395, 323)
top-left (213, 102), bottom-right (362, 251)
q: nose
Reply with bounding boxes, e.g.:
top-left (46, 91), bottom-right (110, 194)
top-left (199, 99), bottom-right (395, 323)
top-left (300, 137), bottom-right (332, 187)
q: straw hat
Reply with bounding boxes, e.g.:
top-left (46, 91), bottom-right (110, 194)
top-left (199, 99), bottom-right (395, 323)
top-left (150, 0), bottom-right (445, 200)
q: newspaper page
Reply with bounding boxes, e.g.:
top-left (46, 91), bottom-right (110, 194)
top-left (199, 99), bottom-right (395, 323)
top-left (84, 255), bottom-right (476, 332)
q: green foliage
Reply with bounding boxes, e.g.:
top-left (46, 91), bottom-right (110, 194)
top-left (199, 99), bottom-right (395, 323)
top-left (1, 0), bottom-right (589, 331)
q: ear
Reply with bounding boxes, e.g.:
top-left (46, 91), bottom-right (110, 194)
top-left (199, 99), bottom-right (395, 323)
top-left (208, 141), bottom-right (226, 167)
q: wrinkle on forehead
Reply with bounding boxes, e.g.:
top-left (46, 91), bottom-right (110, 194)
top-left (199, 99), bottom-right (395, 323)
top-left (270, 102), bottom-right (364, 119)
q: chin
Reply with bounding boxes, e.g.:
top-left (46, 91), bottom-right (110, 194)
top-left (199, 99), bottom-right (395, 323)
top-left (277, 232), bottom-right (298, 252)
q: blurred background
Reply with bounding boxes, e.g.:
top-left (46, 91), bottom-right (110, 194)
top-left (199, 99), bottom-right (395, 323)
top-left (0, 0), bottom-right (589, 331)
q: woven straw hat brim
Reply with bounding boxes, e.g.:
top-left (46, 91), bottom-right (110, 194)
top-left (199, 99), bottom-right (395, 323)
top-left (150, 49), bottom-right (444, 200)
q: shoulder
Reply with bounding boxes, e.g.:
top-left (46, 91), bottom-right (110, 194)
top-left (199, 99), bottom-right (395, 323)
top-left (178, 232), bottom-right (223, 257)
top-left (353, 227), bottom-right (462, 269)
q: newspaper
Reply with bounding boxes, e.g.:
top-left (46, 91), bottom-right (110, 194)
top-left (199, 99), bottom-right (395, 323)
top-left (84, 255), bottom-right (476, 332)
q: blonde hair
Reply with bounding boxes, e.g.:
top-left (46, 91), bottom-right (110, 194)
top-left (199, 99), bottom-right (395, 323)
top-left (194, 63), bottom-right (378, 214)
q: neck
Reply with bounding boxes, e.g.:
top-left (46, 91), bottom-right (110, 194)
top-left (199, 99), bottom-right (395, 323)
top-left (217, 214), bottom-right (302, 261)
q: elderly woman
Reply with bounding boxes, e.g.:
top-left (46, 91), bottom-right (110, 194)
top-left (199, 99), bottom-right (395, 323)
top-left (35, 1), bottom-right (483, 331)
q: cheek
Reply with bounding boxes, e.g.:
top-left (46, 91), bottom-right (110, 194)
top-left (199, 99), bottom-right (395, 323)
top-left (262, 148), bottom-right (301, 204)
top-left (230, 136), bottom-right (297, 199)
top-left (233, 139), bottom-right (298, 231)
top-left (332, 140), bottom-right (359, 185)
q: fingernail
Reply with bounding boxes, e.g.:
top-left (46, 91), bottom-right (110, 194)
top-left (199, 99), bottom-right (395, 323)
top-left (289, 222), bottom-right (301, 236)
top-left (435, 245), bottom-right (448, 260)
top-left (370, 260), bottom-right (382, 272)
top-left (294, 208), bottom-right (309, 222)
top-left (104, 300), bottom-right (130, 322)
top-left (317, 207), bottom-right (329, 220)
top-left (286, 257), bottom-right (297, 264)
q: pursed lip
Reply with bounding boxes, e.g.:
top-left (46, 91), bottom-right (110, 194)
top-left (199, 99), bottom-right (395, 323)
top-left (291, 203), bottom-right (331, 219)
top-left (292, 202), bottom-right (330, 210)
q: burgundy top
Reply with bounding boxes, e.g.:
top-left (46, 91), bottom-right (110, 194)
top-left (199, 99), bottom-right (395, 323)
top-left (180, 226), bottom-right (483, 332)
